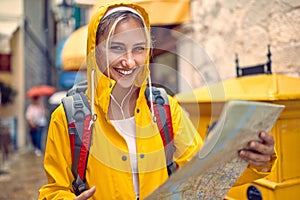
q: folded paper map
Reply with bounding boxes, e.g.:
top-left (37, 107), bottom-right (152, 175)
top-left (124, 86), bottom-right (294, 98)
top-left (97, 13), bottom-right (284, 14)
top-left (146, 100), bottom-right (284, 200)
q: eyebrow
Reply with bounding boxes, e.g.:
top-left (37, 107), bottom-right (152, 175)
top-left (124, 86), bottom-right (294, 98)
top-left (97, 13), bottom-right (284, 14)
top-left (134, 42), bottom-right (147, 46)
top-left (110, 41), bottom-right (147, 46)
top-left (110, 41), bottom-right (124, 46)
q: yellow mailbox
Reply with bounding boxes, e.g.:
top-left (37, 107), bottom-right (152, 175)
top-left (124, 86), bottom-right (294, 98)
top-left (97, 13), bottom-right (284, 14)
top-left (176, 74), bottom-right (300, 199)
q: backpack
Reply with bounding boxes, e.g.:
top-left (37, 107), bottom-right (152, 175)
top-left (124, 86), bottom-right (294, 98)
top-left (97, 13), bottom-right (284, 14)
top-left (62, 81), bottom-right (177, 195)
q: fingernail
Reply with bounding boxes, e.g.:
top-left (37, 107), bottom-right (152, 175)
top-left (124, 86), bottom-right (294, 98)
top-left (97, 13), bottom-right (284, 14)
top-left (249, 141), bottom-right (255, 148)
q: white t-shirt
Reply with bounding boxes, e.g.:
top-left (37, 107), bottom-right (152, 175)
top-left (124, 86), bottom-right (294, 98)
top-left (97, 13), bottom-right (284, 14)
top-left (26, 104), bottom-right (47, 126)
top-left (110, 117), bottom-right (139, 198)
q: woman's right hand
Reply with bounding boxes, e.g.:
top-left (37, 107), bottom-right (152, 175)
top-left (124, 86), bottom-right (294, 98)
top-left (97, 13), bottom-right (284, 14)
top-left (74, 186), bottom-right (96, 200)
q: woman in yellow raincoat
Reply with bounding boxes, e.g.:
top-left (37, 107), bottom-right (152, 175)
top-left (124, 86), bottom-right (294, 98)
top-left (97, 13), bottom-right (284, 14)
top-left (39, 2), bottom-right (276, 200)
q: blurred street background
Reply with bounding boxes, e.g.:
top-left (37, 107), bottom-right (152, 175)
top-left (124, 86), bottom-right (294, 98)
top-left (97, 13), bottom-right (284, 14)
top-left (0, 149), bottom-right (46, 200)
top-left (0, 0), bottom-right (300, 199)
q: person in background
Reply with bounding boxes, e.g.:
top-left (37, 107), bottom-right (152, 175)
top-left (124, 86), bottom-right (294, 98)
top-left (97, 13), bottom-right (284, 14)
top-left (25, 96), bottom-right (47, 156)
top-left (39, 2), bottom-right (276, 200)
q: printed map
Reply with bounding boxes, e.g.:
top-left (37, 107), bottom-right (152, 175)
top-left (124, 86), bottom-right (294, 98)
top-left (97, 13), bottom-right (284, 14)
top-left (145, 100), bottom-right (284, 200)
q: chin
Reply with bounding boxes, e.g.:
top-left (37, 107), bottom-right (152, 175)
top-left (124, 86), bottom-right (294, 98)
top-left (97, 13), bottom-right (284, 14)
top-left (116, 77), bottom-right (136, 88)
top-left (115, 69), bottom-right (142, 88)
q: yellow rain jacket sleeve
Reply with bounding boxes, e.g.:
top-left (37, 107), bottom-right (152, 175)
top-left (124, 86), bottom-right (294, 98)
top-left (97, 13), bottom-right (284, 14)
top-left (39, 106), bottom-right (77, 199)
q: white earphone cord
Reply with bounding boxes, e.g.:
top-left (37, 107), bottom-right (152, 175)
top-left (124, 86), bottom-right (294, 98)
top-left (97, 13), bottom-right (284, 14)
top-left (110, 84), bottom-right (134, 120)
top-left (88, 69), bottom-right (96, 130)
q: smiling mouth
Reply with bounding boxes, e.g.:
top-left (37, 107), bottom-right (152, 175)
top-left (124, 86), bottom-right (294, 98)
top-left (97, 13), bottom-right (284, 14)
top-left (115, 68), bottom-right (135, 76)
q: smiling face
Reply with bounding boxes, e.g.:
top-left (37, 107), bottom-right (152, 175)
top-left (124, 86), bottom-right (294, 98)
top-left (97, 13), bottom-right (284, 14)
top-left (96, 16), bottom-right (148, 88)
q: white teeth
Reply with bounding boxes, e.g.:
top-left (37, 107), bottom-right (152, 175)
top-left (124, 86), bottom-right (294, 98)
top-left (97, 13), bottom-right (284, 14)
top-left (116, 69), bottom-right (133, 75)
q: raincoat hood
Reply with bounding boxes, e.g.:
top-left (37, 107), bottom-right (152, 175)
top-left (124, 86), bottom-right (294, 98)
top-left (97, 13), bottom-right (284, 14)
top-left (85, 1), bottom-right (151, 114)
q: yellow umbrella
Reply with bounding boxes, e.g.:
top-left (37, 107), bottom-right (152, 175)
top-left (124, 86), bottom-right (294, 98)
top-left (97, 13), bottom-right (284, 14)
top-left (176, 74), bottom-right (300, 103)
top-left (61, 25), bottom-right (88, 71)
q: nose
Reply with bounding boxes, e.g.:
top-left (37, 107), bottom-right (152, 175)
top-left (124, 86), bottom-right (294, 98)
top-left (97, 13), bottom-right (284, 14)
top-left (121, 52), bottom-right (136, 69)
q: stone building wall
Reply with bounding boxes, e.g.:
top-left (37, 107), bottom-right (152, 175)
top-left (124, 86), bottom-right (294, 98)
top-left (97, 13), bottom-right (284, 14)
top-left (180, 0), bottom-right (300, 89)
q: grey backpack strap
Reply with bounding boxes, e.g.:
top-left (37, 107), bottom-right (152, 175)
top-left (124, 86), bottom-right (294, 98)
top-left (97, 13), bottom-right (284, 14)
top-left (62, 92), bottom-right (92, 196)
top-left (145, 86), bottom-right (177, 176)
top-left (67, 80), bottom-right (88, 96)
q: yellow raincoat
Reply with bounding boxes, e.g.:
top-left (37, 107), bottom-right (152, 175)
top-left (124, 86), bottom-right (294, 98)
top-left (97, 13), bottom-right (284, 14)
top-left (39, 2), bottom-right (275, 200)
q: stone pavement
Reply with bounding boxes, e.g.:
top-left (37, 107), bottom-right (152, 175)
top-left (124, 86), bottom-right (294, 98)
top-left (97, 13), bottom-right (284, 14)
top-left (0, 149), bottom-right (47, 200)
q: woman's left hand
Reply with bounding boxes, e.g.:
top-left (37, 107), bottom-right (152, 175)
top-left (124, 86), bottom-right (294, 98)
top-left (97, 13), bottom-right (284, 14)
top-left (238, 131), bottom-right (275, 168)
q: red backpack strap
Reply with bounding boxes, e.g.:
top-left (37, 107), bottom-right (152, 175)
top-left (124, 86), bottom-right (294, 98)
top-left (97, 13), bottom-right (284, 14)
top-left (62, 92), bottom-right (93, 196)
top-left (145, 86), bottom-right (177, 176)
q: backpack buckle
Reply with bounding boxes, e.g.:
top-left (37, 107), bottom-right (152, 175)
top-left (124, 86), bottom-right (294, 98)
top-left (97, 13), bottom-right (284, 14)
top-left (167, 161), bottom-right (178, 176)
top-left (72, 175), bottom-right (87, 196)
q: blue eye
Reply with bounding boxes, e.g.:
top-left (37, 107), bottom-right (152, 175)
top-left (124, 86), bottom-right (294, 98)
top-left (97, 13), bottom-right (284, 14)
top-left (110, 45), bottom-right (125, 52)
top-left (133, 46), bottom-right (146, 53)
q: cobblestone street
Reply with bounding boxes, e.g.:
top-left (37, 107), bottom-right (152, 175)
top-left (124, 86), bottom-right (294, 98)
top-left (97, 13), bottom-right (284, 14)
top-left (0, 149), bottom-right (47, 200)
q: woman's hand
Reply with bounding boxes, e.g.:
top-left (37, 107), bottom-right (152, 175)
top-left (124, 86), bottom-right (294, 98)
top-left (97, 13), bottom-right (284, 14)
top-left (239, 131), bottom-right (275, 170)
top-left (74, 186), bottom-right (96, 200)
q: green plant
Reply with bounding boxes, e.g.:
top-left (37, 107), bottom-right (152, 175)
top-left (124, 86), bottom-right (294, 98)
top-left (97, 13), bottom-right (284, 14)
top-left (0, 81), bottom-right (17, 105)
